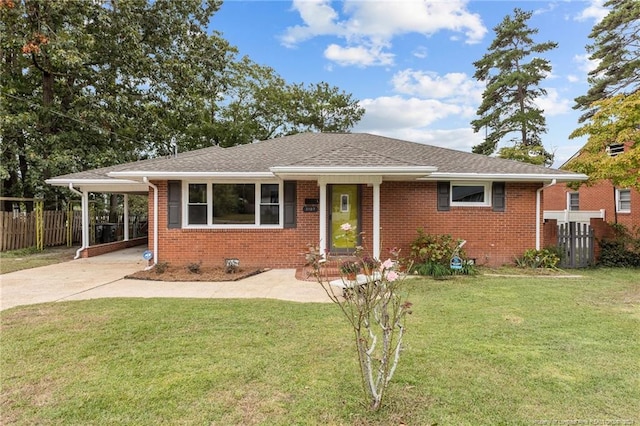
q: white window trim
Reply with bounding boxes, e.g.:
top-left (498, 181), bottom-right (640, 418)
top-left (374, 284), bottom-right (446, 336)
top-left (182, 180), bottom-right (284, 229)
top-left (616, 188), bottom-right (631, 213)
top-left (568, 192), bottom-right (579, 211)
top-left (450, 181), bottom-right (491, 207)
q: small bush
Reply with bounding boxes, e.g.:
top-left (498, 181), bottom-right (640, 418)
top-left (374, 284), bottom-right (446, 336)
top-left (409, 229), bottom-right (477, 277)
top-left (187, 262), bottom-right (202, 274)
top-left (155, 262), bottom-right (169, 274)
top-left (599, 224), bottom-right (640, 268)
top-left (599, 241), bottom-right (640, 267)
top-left (515, 248), bottom-right (560, 269)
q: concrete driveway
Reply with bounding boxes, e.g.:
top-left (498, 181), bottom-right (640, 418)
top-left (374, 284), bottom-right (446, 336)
top-left (0, 247), bottom-right (330, 311)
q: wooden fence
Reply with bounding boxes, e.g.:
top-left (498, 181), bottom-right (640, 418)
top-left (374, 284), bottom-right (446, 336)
top-left (557, 222), bottom-right (595, 268)
top-left (0, 211), bottom-right (146, 252)
top-left (0, 211), bottom-right (82, 252)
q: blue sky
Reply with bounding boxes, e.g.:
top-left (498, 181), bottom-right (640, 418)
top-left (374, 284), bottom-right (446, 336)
top-left (210, 0), bottom-right (610, 168)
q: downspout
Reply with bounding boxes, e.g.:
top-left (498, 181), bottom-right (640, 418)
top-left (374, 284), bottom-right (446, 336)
top-left (536, 179), bottom-right (556, 250)
top-left (143, 177), bottom-right (158, 270)
top-left (68, 183), bottom-right (88, 259)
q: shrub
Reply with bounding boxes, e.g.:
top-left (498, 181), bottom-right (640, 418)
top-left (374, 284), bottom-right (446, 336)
top-left (409, 229), bottom-right (476, 277)
top-left (187, 261), bottom-right (202, 274)
top-left (599, 241), bottom-right (640, 267)
top-left (515, 248), bottom-right (560, 269)
top-left (599, 223), bottom-right (640, 268)
top-left (155, 262), bottom-right (169, 274)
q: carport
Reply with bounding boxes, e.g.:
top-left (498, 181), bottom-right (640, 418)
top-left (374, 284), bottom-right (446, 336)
top-left (46, 166), bottom-right (151, 260)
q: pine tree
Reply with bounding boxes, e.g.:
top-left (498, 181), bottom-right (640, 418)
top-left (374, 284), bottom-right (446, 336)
top-left (573, 0), bottom-right (639, 121)
top-left (471, 8), bottom-right (557, 166)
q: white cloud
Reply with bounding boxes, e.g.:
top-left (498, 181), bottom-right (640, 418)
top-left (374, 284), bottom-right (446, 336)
top-left (393, 128), bottom-right (482, 152)
top-left (536, 88), bottom-right (573, 116)
top-left (574, 0), bottom-right (608, 23)
top-left (281, 0), bottom-right (487, 67)
top-left (280, 0), bottom-right (342, 47)
top-left (356, 96), bottom-right (464, 129)
top-left (573, 53), bottom-right (600, 74)
top-left (339, 0), bottom-right (486, 43)
top-left (356, 126), bottom-right (482, 152)
top-left (351, 96), bottom-right (483, 151)
top-left (412, 46), bottom-right (428, 59)
top-left (324, 43), bottom-right (394, 67)
top-left (391, 69), bottom-right (483, 105)
top-left (567, 75), bottom-right (579, 83)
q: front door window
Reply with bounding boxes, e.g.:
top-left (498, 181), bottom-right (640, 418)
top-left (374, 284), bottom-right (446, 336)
top-left (330, 184), bottom-right (359, 253)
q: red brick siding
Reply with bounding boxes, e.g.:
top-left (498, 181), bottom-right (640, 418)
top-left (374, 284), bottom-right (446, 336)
top-left (544, 181), bottom-right (639, 229)
top-left (81, 237), bottom-right (147, 258)
top-left (149, 180), bottom-right (320, 268)
top-left (147, 180), bottom-right (543, 268)
top-left (378, 182), bottom-right (540, 267)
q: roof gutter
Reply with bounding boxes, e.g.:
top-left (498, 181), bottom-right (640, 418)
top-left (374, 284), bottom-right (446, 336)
top-left (536, 179), bottom-right (557, 250)
top-left (420, 173), bottom-right (588, 182)
top-left (109, 171), bottom-right (274, 180)
top-left (68, 183), bottom-right (88, 260)
top-left (143, 177), bottom-right (158, 270)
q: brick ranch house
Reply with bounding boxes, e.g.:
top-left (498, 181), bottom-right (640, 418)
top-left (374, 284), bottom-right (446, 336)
top-left (47, 133), bottom-right (587, 268)
top-left (544, 141), bottom-right (639, 229)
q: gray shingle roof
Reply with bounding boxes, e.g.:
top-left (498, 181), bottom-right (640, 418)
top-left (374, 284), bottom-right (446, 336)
top-left (50, 133), bottom-right (584, 181)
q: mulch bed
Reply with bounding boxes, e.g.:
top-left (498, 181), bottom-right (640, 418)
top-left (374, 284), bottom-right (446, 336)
top-left (126, 265), bottom-right (266, 282)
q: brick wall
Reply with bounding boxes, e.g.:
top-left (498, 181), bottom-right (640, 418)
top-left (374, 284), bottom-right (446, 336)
top-left (378, 181), bottom-right (540, 267)
top-left (149, 180), bottom-right (320, 268)
top-left (147, 180), bottom-right (543, 268)
top-left (544, 181), bottom-right (639, 229)
top-left (80, 237), bottom-right (147, 258)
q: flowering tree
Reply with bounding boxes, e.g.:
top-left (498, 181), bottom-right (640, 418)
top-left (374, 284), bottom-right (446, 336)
top-left (304, 224), bottom-right (412, 411)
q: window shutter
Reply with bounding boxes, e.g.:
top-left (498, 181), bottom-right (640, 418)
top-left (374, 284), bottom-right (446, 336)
top-left (167, 180), bottom-right (182, 228)
top-left (492, 182), bottom-right (505, 212)
top-left (437, 182), bottom-right (450, 211)
top-left (283, 181), bottom-right (297, 228)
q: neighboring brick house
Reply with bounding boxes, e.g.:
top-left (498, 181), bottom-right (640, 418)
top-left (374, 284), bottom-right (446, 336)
top-left (544, 141), bottom-right (639, 229)
top-left (47, 133), bottom-right (587, 268)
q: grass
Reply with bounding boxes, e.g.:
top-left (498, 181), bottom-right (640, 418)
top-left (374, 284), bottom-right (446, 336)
top-left (0, 246), bottom-right (78, 274)
top-left (1, 269), bottom-right (638, 425)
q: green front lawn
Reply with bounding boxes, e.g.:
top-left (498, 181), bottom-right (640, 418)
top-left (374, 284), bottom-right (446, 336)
top-left (1, 269), bottom-right (638, 425)
top-left (0, 246), bottom-right (78, 274)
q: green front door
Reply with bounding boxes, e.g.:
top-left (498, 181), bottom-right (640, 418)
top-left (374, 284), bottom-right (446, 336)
top-left (329, 184), bottom-right (360, 253)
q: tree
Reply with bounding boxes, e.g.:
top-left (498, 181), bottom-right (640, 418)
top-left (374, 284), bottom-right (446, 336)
top-left (304, 225), bottom-right (411, 412)
top-left (1, 0), bottom-right (366, 208)
top-left (568, 92), bottom-right (640, 191)
top-left (573, 0), bottom-right (640, 122)
top-left (0, 0), bottom-right (232, 207)
top-left (470, 8), bottom-right (557, 166)
top-left (288, 82), bottom-right (365, 133)
top-left (207, 67), bottom-right (366, 148)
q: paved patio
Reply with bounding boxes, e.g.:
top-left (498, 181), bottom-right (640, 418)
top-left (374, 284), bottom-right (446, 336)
top-left (0, 247), bottom-right (331, 311)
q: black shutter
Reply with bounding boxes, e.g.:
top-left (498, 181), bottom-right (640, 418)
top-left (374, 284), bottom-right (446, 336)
top-left (283, 181), bottom-right (297, 228)
top-left (492, 182), bottom-right (505, 212)
top-left (168, 180), bottom-right (182, 228)
top-left (437, 182), bottom-right (450, 211)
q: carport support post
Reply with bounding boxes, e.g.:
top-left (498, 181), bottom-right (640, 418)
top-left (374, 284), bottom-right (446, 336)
top-left (81, 190), bottom-right (90, 252)
top-left (123, 194), bottom-right (129, 241)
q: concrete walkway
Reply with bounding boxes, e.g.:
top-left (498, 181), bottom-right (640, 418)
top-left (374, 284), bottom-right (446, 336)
top-left (0, 247), bottom-right (331, 311)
